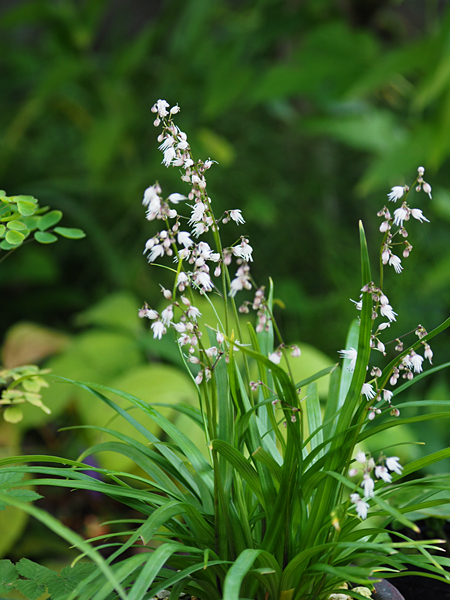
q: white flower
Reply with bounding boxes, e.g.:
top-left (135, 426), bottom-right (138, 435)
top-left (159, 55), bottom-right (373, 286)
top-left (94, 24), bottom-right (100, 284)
top-left (230, 210), bottom-right (245, 225)
top-left (380, 303), bottom-right (397, 322)
top-left (170, 104), bottom-right (180, 115)
top-left (187, 306), bottom-right (202, 321)
top-left (216, 331), bottom-right (225, 344)
top-left (383, 389), bottom-right (393, 402)
top-left (375, 465), bottom-right (392, 483)
top-left (350, 297), bottom-right (363, 311)
top-left (195, 370), bottom-right (203, 386)
top-left (424, 344), bottom-right (433, 364)
top-left (168, 193), bottom-right (187, 204)
top-left (338, 347), bottom-right (357, 372)
top-left (269, 352), bottom-right (282, 364)
top-left (361, 473), bottom-right (374, 498)
top-left (362, 383), bottom-right (376, 400)
top-left (161, 305), bottom-right (173, 326)
top-left (177, 231), bottom-right (193, 248)
top-left (194, 271), bottom-right (214, 292)
top-left (410, 350), bottom-right (424, 373)
top-left (232, 239), bottom-right (253, 262)
top-left (152, 99), bottom-right (170, 117)
top-left (205, 346), bottom-right (218, 358)
top-left (173, 322), bottom-right (186, 333)
top-left (189, 202), bottom-right (207, 224)
top-left (138, 307), bottom-right (158, 320)
top-left (291, 345), bottom-right (301, 358)
top-left (386, 456), bottom-right (403, 475)
top-left (422, 181), bottom-right (432, 198)
top-left (393, 207), bottom-right (408, 227)
top-left (143, 185), bottom-right (159, 207)
top-left (411, 208), bottom-right (430, 223)
top-left (229, 266), bottom-right (252, 297)
top-left (151, 320), bottom-right (166, 339)
top-left (147, 244), bottom-right (165, 263)
top-left (387, 186), bottom-right (405, 202)
top-left (350, 493), bottom-right (369, 520)
top-left (356, 451), bottom-right (366, 464)
top-left (192, 222), bottom-right (208, 237)
top-left (389, 254), bottom-right (403, 273)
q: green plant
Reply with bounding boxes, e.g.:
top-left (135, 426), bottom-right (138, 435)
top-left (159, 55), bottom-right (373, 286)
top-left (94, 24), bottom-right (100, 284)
top-left (0, 191), bottom-right (85, 425)
top-left (2, 101), bottom-right (450, 600)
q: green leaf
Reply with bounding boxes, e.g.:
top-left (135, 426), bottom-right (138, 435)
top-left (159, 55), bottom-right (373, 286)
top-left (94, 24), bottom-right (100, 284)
top-left (5, 229), bottom-right (25, 246)
top-left (0, 240), bottom-right (14, 250)
top-left (222, 549), bottom-right (264, 600)
top-left (34, 231), bottom-right (58, 244)
top-left (54, 226), bottom-right (86, 239)
top-left (6, 220), bottom-right (27, 231)
top-left (16, 200), bottom-right (37, 216)
top-left (37, 210), bottom-right (63, 231)
top-left (3, 406), bottom-right (23, 423)
top-left (0, 559), bottom-right (18, 594)
top-left (0, 224), bottom-right (5, 237)
top-left (14, 578), bottom-right (47, 600)
top-left (47, 563), bottom-right (98, 600)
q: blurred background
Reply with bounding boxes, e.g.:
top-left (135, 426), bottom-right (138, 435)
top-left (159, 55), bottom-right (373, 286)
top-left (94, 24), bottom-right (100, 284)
top-left (2, 0), bottom-right (450, 572)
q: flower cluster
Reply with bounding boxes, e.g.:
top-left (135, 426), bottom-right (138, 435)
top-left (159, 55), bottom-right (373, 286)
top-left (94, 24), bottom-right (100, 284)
top-left (140, 100), bottom-right (300, 378)
top-left (379, 166), bottom-right (431, 274)
top-left (339, 167), bottom-right (434, 421)
top-left (349, 451), bottom-right (403, 519)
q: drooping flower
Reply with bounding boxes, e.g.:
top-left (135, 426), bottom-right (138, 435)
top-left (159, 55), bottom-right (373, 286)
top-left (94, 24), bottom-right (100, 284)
top-left (386, 456), bottom-right (403, 475)
top-left (375, 465), bottom-right (392, 483)
top-left (387, 186), bottom-right (405, 202)
top-left (230, 210), bottom-right (245, 225)
top-left (338, 347), bottom-right (357, 372)
top-left (147, 244), bottom-right (165, 263)
top-left (361, 473), bottom-right (375, 498)
top-left (232, 239), bottom-right (253, 262)
top-left (151, 320), bottom-right (166, 339)
top-left (269, 352), bottom-right (282, 364)
top-left (393, 206), bottom-right (408, 227)
top-left (177, 231), bottom-right (193, 248)
top-left (350, 493), bottom-right (369, 520)
top-left (389, 254), bottom-right (403, 273)
top-left (409, 350), bottom-right (424, 373)
top-left (380, 303), bottom-right (397, 322)
top-left (410, 208), bottom-right (430, 223)
top-left (168, 193), bottom-right (187, 204)
top-left (362, 383), bottom-right (376, 400)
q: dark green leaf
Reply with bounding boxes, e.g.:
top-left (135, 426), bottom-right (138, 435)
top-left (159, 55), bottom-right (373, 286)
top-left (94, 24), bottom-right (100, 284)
top-left (34, 231), bottom-right (58, 244)
top-left (0, 559), bottom-right (18, 594)
top-left (54, 227), bottom-right (86, 239)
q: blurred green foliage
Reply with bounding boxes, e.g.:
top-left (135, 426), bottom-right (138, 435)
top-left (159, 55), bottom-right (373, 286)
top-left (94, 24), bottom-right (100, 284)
top-left (1, 0), bottom-right (450, 359)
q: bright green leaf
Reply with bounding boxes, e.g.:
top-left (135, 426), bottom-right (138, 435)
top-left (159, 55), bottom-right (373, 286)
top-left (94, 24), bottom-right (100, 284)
top-left (6, 220), bottom-right (27, 231)
top-left (5, 230), bottom-right (25, 246)
top-left (0, 225), bottom-right (5, 237)
top-left (0, 240), bottom-right (14, 250)
top-left (3, 407), bottom-right (23, 423)
top-left (37, 210), bottom-right (63, 231)
top-left (54, 227), bottom-right (86, 239)
top-left (16, 200), bottom-right (37, 216)
top-left (34, 231), bottom-right (58, 244)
